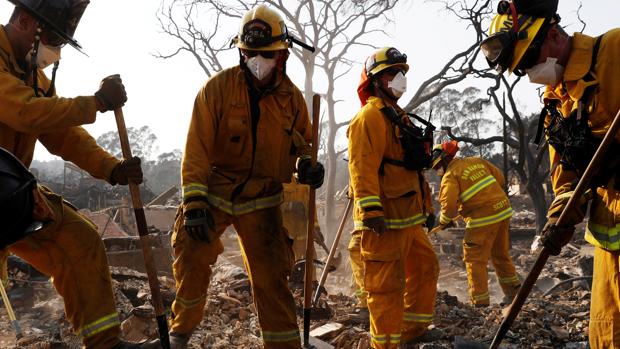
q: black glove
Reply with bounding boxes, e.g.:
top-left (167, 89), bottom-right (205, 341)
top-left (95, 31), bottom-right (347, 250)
top-left (540, 219), bottom-right (575, 256)
top-left (363, 216), bottom-right (386, 235)
top-left (95, 74), bottom-right (127, 112)
top-left (111, 157), bottom-right (143, 185)
top-left (540, 189), bottom-right (592, 256)
top-left (296, 157), bottom-right (325, 189)
top-left (183, 198), bottom-right (215, 242)
top-left (425, 213), bottom-right (436, 230)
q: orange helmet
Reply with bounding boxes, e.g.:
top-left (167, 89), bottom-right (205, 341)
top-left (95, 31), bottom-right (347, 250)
top-left (431, 141), bottom-right (459, 169)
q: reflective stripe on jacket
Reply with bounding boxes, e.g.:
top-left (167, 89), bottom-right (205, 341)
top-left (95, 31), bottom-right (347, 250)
top-left (348, 96), bottom-right (428, 230)
top-left (438, 157), bottom-right (512, 228)
top-left (181, 65), bottom-right (312, 214)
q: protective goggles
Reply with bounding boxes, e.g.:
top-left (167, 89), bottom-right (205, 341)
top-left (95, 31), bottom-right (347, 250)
top-left (480, 30), bottom-right (524, 73)
top-left (240, 19), bottom-right (286, 49)
top-left (243, 50), bottom-right (277, 59)
top-left (366, 48), bottom-right (407, 74)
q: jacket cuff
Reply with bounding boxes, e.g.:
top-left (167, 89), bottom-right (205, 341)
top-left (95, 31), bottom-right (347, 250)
top-left (182, 183), bottom-right (209, 201)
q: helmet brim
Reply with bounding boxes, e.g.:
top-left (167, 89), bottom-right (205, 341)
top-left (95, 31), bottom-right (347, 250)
top-left (8, 0), bottom-right (84, 51)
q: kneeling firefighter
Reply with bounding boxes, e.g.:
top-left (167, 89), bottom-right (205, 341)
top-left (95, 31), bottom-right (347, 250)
top-left (430, 142), bottom-right (521, 307)
top-left (347, 47), bottom-right (441, 349)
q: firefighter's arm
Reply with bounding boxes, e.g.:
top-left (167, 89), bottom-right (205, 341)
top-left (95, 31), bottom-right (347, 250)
top-left (0, 70), bottom-right (98, 133)
top-left (438, 174), bottom-right (459, 226)
top-left (38, 127), bottom-right (120, 182)
top-left (181, 86), bottom-right (216, 201)
top-left (348, 109), bottom-right (387, 220)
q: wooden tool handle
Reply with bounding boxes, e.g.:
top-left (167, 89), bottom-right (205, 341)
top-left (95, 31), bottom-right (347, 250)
top-left (114, 109), bottom-right (170, 349)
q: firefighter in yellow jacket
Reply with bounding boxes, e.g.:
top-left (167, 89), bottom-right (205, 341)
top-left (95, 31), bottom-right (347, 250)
top-left (160, 5), bottom-right (324, 349)
top-left (482, 0), bottom-right (620, 346)
top-left (348, 47), bottom-right (441, 349)
top-left (430, 141), bottom-right (521, 307)
top-left (0, 1), bottom-right (144, 348)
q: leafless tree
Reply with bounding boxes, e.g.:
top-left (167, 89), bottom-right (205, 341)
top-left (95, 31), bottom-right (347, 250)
top-left (423, 0), bottom-right (557, 231)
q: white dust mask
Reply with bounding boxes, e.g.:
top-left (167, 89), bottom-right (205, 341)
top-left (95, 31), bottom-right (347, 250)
top-left (26, 43), bottom-right (61, 69)
top-left (245, 55), bottom-right (277, 81)
top-left (526, 57), bottom-right (564, 86)
top-left (387, 71), bottom-right (407, 98)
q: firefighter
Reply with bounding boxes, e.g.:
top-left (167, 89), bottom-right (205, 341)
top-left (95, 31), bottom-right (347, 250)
top-left (0, 1), bottom-right (145, 348)
top-left (429, 141), bottom-right (521, 307)
top-left (481, 0), bottom-right (620, 346)
top-left (348, 47), bottom-right (441, 349)
top-left (155, 5), bottom-right (324, 349)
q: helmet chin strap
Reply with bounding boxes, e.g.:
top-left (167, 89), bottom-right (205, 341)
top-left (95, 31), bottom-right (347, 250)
top-left (29, 26), bottom-right (59, 98)
top-left (30, 28), bottom-right (41, 97)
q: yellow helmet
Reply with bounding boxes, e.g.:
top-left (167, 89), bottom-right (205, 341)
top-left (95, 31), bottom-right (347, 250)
top-left (234, 5), bottom-right (289, 51)
top-left (364, 47), bottom-right (409, 77)
top-left (481, 1), bottom-right (557, 73)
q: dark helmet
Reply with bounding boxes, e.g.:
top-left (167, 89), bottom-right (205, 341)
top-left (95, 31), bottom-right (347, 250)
top-left (0, 148), bottom-right (38, 249)
top-left (7, 0), bottom-right (90, 50)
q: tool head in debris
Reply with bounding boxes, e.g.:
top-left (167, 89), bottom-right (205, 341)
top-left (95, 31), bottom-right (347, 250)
top-left (7, 0), bottom-right (90, 51)
top-left (0, 147), bottom-right (42, 249)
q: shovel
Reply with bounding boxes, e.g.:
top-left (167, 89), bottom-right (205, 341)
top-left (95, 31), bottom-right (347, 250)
top-left (455, 107), bottom-right (620, 349)
top-left (312, 196), bottom-right (352, 306)
top-left (114, 108), bottom-right (171, 349)
top-left (302, 95), bottom-right (334, 349)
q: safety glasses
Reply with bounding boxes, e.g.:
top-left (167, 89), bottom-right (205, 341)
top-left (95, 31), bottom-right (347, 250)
top-left (243, 50), bottom-right (277, 59)
top-left (480, 30), bottom-right (519, 72)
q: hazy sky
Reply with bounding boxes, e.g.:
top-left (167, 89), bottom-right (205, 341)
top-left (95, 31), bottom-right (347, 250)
top-left (0, 0), bottom-right (617, 161)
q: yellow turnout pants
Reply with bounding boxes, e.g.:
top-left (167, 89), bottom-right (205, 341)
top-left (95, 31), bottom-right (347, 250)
top-left (360, 225), bottom-right (439, 349)
top-left (170, 205), bottom-right (300, 349)
top-left (462, 218), bottom-right (520, 306)
top-left (589, 247), bottom-right (620, 348)
top-left (9, 189), bottom-right (120, 348)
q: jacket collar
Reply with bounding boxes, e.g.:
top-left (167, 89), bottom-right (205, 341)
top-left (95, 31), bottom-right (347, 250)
top-left (0, 25), bottom-right (26, 75)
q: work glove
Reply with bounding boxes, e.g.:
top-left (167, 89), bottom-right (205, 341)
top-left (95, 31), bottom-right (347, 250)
top-left (110, 157), bottom-right (143, 185)
top-left (95, 74), bottom-right (128, 112)
top-left (540, 189), bottom-right (592, 256)
top-left (424, 213), bottom-right (436, 230)
top-left (295, 156), bottom-right (325, 189)
top-left (363, 216), bottom-right (386, 235)
top-left (183, 198), bottom-right (215, 242)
